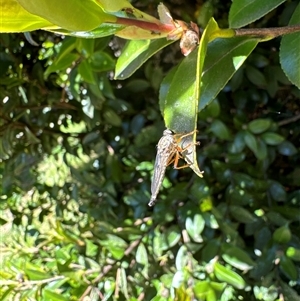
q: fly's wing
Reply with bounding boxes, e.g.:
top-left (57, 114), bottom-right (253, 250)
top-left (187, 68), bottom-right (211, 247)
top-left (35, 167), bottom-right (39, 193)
top-left (149, 134), bottom-right (176, 206)
top-left (151, 148), bottom-right (169, 195)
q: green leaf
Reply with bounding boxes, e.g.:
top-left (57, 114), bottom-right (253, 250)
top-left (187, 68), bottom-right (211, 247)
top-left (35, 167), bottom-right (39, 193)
top-left (78, 60), bottom-right (96, 84)
top-left (119, 268), bottom-right (129, 298)
top-left (222, 245), bottom-right (255, 271)
top-left (246, 65), bottom-right (267, 87)
top-left (136, 243), bottom-right (149, 277)
top-left (52, 23), bottom-right (125, 38)
top-left (194, 281), bottom-right (211, 299)
top-left (16, 0), bottom-right (116, 31)
top-left (244, 131), bottom-right (258, 153)
top-left (248, 119), bottom-right (271, 134)
top-left (98, 0), bottom-right (133, 13)
top-left (200, 37), bottom-right (259, 110)
top-left (256, 138), bottom-right (268, 160)
top-left (176, 245), bottom-right (189, 271)
top-left (185, 214), bottom-right (205, 243)
top-left (229, 0), bottom-right (286, 28)
top-left (209, 120), bottom-right (232, 140)
top-left (280, 282), bottom-right (300, 300)
top-left (280, 3), bottom-right (300, 89)
top-left (202, 240), bottom-right (220, 263)
top-left (214, 262), bottom-right (246, 289)
top-left (268, 181), bottom-right (287, 202)
top-left (115, 39), bottom-right (174, 79)
top-left (45, 53), bottom-right (79, 78)
top-left (229, 205), bottom-right (257, 224)
top-left (261, 132), bottom-right (285, 145)
top-left (279, 255), bottom-right (298, 281)
top-left (0, 0), bottom-right (55, 32)
top-left (172, 271), bottom-right (185, 288)
top-left (277, 141), bottom-right (298, 156)
top-left (266, 211), bottom-right (289, 227)
top-left (273, 225), bottom-right (291, 244)
top-left (43, 289), bottom-right (69, 301)
top-left (162, 226), bottom-right (181, 250)
top-left (25, 263), bottom-right (51, 280)
top-left (90, 51), bottom-right (115, 72)
top-left (286, 247), bottom-right (300, 262)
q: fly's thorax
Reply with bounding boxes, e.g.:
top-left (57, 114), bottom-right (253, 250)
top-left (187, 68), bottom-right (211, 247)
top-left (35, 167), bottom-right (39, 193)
top-left (158, 132), bottom-right (176, 154)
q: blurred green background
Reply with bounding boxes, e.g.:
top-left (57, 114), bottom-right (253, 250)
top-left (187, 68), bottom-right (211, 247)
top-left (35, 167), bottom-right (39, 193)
top-left (0, 1), bottom-right (299, 300)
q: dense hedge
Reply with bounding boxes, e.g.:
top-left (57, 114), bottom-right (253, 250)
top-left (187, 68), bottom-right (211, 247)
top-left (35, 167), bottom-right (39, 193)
top-left (0, 1), bottom-right (299, 300)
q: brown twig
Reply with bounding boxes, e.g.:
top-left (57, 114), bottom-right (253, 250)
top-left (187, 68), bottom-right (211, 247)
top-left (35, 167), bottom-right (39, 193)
top-left (235, 24), bottom-right (300, 39)
top-left (278, 114), bottom-right (300, 126)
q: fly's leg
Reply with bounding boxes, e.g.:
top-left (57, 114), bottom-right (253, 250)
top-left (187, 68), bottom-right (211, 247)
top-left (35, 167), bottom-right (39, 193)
top-left (173, 151), bottom-right (191, 169)
top-left (173, 130), bottom-right (200, 169)
top-left (173, 129), bottom-right (198, 144)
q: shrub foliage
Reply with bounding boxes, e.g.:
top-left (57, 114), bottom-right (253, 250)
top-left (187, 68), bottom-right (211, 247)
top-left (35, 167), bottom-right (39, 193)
top-left (0, 1), bottom-right (299, 300)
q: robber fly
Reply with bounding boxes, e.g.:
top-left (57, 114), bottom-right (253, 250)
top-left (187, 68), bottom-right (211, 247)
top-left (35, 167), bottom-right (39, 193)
top-left (149, 129), bottom-right (198, 206)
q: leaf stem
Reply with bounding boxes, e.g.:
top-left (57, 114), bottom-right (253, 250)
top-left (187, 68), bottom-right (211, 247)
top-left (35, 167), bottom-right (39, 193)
top-left (234, 25), bottom-right (300, 39)
top-left (115, 17), bottom-right (175, 33)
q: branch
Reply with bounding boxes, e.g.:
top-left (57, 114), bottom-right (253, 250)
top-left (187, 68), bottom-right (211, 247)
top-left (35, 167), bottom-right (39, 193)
top-left (278, 114), bottom-right (300, 126)
top-left (234, 24), bottom-right (300, 39)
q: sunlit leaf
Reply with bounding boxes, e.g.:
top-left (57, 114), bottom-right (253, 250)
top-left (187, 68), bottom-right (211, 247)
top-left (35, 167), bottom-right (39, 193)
top-left (200, 37), bottom-right (259, 110)
top-left (16, 0), bottom-right (116, 31)
top-left (229, 0), bottom-right (286, 28)
top-left (115, 39), bottom-right (174, 79)
top-left (0, 0), bottom-right (55, 32)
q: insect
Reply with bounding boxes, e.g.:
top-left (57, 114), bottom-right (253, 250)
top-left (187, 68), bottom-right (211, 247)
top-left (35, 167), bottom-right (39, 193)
top-left (149, 129), bottom-right (198, 206)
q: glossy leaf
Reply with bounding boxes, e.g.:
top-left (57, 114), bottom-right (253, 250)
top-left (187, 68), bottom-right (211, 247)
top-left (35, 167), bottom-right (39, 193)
top-left (202, 240), bottom-right (220, 263)
top-left (90, 51), bottom-right (115, 72)
top-left (99, 0), bottom-right (134, 13)
top-left (199, 37), bottom-right (259, 110)
top-left (280, 3), bottom-right (300, 89)
top-left (279, 255), bottom-right (298, 281)
top-left (269, 181), bottom-right (287, 202)
top-left (185, 214), bottom-right (205, 242)
top-left (248, 119), bottom-right (271, 134)
top-left (43, 289), bottom-right (69, 301)
top-left (52, 23), bottom-right (125, 38)
top-left (261, 132), bottom-right (285, 145)
top-left (176, 245), bottom-right (189, 271)
top-left (244, 131), bottom-right (258, 153)
top-left (277, 141), bottom-right (297, 156)
top-left (0, 0), bottom-right (55, 32)
top-left (16, 0), bottom-right (116, 31)
top-left (246, 65), bottom-right (267, 87)
top-left (229, 205), bottom-right (257, 224)
top-left (229, 0), bottom-right (286, 28)
top-left (280, 282), bottom-right (300, 300)
top-left (136, 243), bottom-right (149, 277)
top-left (256, 138), bottom-right (268, 160)
top-left (78, 60), bottom-right (96, 84)
top-left (222, 245), bottom-right (255, 271)
top-left (214, 262), bottom-right (246, 289)
top-left (115, 39), bottom-right (174, 79)
top-left (209, 120), bottom-right (232, 140)
top-left (172, 271), bottom-right (185, 288)
top-left (286, 247), bottom-right (300, 262)
top-left (273, 225), bottom-right (291, 244)
top-left (162, 226), bottom-right (181, 250)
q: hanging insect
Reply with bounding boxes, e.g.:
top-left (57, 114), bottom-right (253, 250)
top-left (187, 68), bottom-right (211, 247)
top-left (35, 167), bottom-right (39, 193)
top-left (149, 129), bottom-right (199, 206)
